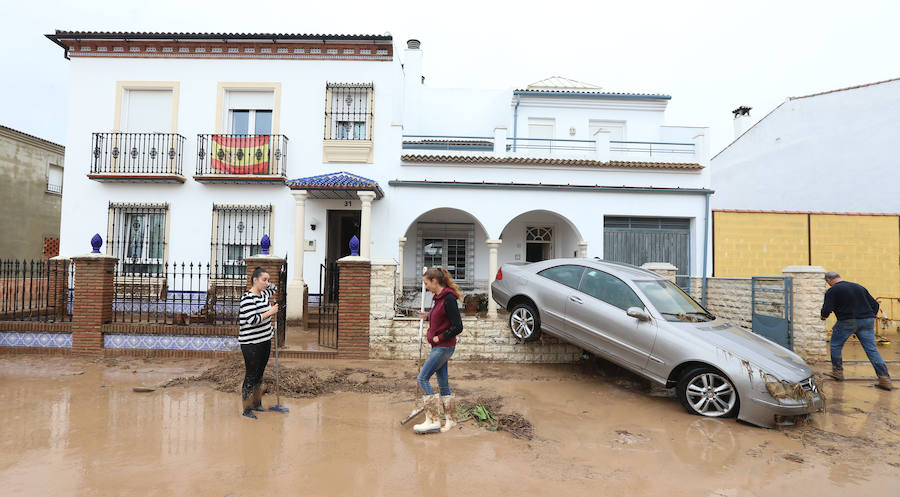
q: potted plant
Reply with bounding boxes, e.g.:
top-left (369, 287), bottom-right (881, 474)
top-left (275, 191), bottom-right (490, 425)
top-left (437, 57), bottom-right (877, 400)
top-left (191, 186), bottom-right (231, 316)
top-left (463, 294), bottom-right (479, 315)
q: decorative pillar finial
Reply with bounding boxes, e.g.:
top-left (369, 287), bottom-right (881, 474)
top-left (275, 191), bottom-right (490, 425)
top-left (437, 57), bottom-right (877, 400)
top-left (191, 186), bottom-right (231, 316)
top-left (260, 234), bottom-right (271, 255)
top-left (90, 234), bottom-right (103, 254)
top-left (350, 235), bottom-right (360, 257)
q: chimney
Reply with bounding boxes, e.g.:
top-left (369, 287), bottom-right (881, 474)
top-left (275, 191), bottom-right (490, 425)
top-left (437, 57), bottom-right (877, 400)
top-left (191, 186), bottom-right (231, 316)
top-left (732, 106), bottom-right (752, 138)
top-left (403, 39), bottom-right (424, 129)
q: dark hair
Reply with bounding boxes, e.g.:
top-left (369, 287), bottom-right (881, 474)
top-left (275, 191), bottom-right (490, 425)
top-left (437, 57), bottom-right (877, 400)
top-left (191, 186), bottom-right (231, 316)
top-left (424, 267), bottom-right (462, 301)
top-left (251, 266), bottom-right (269, 284)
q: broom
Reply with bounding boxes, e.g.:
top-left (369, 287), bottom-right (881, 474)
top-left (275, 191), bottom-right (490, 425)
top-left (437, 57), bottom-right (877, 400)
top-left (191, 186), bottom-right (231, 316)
top-left (400, 267), bottom-right (428, 425)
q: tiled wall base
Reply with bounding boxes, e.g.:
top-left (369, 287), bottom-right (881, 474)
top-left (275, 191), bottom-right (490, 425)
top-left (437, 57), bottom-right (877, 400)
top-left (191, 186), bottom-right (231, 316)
top-left (0, 332), bottom-right (72, 348)
top-left (103, 334), bottom-right (238, 351)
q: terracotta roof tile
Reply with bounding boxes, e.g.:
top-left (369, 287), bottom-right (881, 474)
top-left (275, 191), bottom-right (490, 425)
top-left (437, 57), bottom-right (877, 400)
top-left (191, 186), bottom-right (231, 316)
top-left (400, 154), bottom-right (702, 170)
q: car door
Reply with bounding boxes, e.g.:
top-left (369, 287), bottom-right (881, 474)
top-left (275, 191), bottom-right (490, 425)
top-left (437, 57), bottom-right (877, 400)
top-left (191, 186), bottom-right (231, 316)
top-left (566, 268), bottom-right (658, 372)
top-left (533, 265), bottom-right (585, 341)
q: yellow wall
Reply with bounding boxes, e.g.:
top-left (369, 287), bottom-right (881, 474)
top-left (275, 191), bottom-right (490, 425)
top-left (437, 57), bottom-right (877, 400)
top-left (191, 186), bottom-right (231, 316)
top-left (714, 212), bottom-right (809, 277)
top-left (714, 211), bottom-right (900, 320)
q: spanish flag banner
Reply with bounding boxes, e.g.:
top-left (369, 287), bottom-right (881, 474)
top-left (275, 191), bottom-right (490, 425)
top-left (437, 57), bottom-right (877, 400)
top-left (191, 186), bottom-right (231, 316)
top-left (211, 135), bottom-right (270, 174)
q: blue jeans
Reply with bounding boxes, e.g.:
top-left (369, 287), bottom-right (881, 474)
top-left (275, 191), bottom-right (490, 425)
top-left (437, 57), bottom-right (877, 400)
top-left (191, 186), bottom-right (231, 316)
top-left (830, 318), bottom-right (890, 377)
top-left (417, 346), bottom-right (455, 396)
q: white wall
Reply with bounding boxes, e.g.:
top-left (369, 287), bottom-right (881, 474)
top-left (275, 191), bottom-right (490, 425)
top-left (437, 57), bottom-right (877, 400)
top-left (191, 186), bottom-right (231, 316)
top-left (711, 79), bottom-right (900, 212)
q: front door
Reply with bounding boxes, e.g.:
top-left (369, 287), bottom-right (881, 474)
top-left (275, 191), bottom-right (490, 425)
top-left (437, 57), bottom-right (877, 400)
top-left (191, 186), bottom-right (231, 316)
top-left (327, 210), bottom-right (362, 262)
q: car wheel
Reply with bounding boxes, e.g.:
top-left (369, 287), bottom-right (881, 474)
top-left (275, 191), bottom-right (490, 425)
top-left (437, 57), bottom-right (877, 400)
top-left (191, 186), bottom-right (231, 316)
top-left (676, 366), bottom-right (739, 418)
top-left (508, 302), bottom-right (541, 342)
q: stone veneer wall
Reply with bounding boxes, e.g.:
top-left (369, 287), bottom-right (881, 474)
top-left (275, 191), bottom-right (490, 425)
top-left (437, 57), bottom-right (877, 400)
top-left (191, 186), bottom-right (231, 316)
top-left (688, 277), bottom-right (753, 330)
top-left (370, 261), bottom-right (580, 363)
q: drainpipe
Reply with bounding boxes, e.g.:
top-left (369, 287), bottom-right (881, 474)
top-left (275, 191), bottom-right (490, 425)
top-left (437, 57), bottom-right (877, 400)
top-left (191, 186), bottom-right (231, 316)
top-left (512, 93), bottom-right (520, 152)
top-left (701, 192), bottom-right (710, 307)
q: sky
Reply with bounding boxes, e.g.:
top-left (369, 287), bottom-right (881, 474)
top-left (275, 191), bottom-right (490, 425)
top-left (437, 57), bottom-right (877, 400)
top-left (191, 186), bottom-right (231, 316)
top-left (2, 0), bottom-right (898, 154)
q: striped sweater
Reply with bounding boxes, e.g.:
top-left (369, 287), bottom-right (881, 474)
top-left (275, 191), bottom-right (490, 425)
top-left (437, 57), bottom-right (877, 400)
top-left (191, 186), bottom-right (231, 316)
top-left (239, 284), bottom-right (277, 344)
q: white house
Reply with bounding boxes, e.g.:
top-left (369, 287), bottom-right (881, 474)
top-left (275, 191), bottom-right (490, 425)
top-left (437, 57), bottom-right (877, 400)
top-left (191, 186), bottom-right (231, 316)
top-left (49, 33), bottom-right (712, 320)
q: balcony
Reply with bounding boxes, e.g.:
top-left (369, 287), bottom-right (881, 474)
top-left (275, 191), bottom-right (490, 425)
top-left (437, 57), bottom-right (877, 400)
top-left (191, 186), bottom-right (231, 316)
top-left (401, 130), bottom-right (701, 167)
top-left (195, 134), bottom-right (288, 184)
top-left (89, 133), bottom-right (186, 183)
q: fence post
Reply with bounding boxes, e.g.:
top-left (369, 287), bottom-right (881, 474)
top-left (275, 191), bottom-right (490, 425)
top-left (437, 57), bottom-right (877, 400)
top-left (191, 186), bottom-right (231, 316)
top-left (49, 256), bottom-right (70, 321)
top-left (337, 255), bottom-right (371, 359)
top-left (70, 235), bottom-right (117, 356)
top-left (245, 235), bottom-right (287, 347)
top-left (781, 266), bottom-right (828, 362)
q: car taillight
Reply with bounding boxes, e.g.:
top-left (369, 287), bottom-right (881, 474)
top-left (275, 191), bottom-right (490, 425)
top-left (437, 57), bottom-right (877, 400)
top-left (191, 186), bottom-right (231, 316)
top-left (496, 267), bottom-right (503, 280)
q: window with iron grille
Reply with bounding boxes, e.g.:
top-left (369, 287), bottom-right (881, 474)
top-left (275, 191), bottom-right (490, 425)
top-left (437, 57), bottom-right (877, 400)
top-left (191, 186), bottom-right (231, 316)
top-left (212, 204), bottom-right (272, 277)
top-left (108, 203), bottom-right (168, 275)
top-left (417, 223), bottom-right (474, 286)
top-left (324, 83), bottom-right (374, 140)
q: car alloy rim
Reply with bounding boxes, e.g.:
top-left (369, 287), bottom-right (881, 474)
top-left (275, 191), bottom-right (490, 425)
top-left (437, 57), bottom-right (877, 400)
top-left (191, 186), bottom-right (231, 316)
top-left (685, 373), bottom-right (736, 417)
top-left (510, 308), bottom-right (534, 339)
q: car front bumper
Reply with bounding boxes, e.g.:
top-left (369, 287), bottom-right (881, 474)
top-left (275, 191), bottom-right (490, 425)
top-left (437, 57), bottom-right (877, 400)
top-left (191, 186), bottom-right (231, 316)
top-left (739, 391), bottom-right (825, 428)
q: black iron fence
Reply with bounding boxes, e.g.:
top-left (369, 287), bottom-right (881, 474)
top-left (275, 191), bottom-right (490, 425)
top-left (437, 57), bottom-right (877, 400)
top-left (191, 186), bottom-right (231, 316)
top-left (113, 261), bottom-right (244, 326)
top-left (317, 260), bottom-right (339, 348)
top-left (91, 133), bottom-right (185, 176)
top-left (196, 134), bottom-right (288, 177)
top-left (0, 259), bottom-right (74, 322)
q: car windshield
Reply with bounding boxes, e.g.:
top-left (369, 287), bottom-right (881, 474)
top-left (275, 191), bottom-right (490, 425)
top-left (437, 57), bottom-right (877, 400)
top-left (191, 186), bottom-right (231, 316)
top-left (634, 280), bottom-right (714, 322)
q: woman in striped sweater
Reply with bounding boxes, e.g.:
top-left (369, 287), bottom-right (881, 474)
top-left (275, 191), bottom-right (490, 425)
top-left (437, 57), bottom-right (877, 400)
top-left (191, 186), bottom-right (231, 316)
top-left (238, 267), bottom-right (279, 419)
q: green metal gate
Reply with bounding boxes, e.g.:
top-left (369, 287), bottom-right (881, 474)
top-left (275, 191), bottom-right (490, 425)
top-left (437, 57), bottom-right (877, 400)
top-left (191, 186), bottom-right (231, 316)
top-left (751, 276), bottom-right (793, 349)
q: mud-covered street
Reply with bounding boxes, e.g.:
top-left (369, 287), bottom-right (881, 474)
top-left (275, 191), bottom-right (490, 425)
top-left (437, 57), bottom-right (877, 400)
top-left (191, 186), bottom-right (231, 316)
top-left (1, 354), bottom-right (897, 496)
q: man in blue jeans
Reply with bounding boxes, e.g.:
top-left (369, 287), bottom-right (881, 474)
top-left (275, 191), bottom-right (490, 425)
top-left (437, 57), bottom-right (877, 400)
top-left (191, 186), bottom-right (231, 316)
top-left (821, 271), bottom-right (892, 390)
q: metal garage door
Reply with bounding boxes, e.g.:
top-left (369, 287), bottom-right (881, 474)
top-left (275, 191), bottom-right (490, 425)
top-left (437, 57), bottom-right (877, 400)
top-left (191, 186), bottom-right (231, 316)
top-left (603, 217), bottom-right (691, 287)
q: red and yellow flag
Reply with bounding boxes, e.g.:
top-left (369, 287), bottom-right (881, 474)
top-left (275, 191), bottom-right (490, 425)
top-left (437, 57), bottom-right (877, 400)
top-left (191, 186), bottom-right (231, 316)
top-left (211, 135), bottom-right (270, 174)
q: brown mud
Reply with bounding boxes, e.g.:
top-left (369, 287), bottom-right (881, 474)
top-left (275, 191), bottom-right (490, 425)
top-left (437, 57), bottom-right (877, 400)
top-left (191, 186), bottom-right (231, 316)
top-left (1, 354), bottom-right (898, 496)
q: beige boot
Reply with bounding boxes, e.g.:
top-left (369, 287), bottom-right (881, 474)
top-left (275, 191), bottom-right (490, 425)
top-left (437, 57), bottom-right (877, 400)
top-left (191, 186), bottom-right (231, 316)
top-left (440, 395), bottom-right (457, 433)
top-left (875, 376), bottom-right (893, 391)
top-left (827, 370), bottom-right (844, 381)
top-left (414, 394), bottom-right (442, 434)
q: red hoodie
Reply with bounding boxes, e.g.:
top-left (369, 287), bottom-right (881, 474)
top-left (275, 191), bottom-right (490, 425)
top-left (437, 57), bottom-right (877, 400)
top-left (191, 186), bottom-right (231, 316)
top-left (426, 287), bottom-right (464, 347)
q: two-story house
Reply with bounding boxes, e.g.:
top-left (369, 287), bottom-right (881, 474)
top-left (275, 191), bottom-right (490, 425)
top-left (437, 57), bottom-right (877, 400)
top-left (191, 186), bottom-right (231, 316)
top-left (48, 33), bottom-right (711, 322)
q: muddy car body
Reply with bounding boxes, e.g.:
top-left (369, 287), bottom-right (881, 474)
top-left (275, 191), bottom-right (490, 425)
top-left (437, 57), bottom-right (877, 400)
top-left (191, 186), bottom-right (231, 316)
top-left (491, 258), bottom-right (824, 428)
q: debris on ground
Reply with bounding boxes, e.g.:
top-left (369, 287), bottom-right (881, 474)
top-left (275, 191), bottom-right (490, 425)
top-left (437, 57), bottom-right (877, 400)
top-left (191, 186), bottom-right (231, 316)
top-left (132, 386), bottom-right (155, 393)
top-left (458, 396), bottom-right (534, 440)
top-left (165, 355), bottom-right (397, 397)
top-left (783, 453), bottom-right (805, 464)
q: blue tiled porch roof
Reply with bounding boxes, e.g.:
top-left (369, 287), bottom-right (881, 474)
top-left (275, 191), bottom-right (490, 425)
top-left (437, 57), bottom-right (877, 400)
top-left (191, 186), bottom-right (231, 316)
top-left (286, 171), bottom-right (384, 199)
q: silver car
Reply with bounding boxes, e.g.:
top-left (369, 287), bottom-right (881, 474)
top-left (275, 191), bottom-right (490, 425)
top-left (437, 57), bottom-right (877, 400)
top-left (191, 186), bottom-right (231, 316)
top-left (491, 258), bottom-right (824, 428)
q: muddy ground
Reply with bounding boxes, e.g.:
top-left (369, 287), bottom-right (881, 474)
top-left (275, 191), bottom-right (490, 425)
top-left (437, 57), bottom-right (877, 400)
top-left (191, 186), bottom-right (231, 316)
top-left (1, 354), bottom-right (897, 496)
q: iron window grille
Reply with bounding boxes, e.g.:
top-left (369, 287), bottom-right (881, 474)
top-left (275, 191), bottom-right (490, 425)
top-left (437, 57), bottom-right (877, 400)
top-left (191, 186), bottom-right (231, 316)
top-left (108, 203), bottom-right (168, 276)
top-left (417, 222), bottom-right (474, 286)
top-left (324, 83), bottom-right (374, 141)
top-left (211, 204), bottom-right (272, 278)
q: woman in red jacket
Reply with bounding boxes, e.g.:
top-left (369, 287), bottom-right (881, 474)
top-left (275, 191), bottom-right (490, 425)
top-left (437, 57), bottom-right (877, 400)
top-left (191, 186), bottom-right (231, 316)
top-left (414, 267), bottom-right (464, 434)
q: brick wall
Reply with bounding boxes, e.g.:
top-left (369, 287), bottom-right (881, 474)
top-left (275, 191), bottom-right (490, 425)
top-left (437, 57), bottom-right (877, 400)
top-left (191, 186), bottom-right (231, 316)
top-left (369, 261), bottom-right (581, 363)
top-left (70, 254), bottom-right (116, 355)
top-left (338, 257), bottom-right (371, 359)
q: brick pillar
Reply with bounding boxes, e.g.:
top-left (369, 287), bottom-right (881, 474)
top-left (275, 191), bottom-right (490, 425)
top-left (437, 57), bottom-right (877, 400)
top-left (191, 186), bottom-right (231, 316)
top-left (49, 256), bottom-right (70, 321)
top-left (782, 265), bottom-right (828, 362)
top-left (245, 255), bottom-right (286, 346)
top-left (70, 254), bottom-right (117, 356)
top-left (641, 262), bottom-right (678, 283)
top-left (337, 256), bottom-right (371, 359)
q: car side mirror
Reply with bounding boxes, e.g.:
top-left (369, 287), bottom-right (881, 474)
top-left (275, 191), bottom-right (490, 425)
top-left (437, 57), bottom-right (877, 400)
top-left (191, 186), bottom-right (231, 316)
top-left (627, 307), bottom-right (650, 322)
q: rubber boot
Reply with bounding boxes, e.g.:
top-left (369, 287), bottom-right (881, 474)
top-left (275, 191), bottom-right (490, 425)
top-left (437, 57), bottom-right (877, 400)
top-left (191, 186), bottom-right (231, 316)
top-left (440, 395), bottom-right (457, 433)
top-left (826, 370), bottom-right (844, 381)
top-left (242, 396), bottom-right (257, 419)
top-left (875, 376), bottom-right (893, 391)
top-left (251, 384), bottom-right (267, 412)
top-left (413, 395), bottom-right (442, 434)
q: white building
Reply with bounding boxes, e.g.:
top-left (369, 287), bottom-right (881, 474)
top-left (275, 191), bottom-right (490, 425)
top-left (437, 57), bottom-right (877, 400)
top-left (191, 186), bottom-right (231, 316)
top-left (49, 32), bottom-right (712, 319)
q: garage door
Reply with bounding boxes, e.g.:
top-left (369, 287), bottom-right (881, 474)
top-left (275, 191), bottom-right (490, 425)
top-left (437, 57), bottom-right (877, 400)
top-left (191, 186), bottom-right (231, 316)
top-left (603, 217), bottom-right (691, 286)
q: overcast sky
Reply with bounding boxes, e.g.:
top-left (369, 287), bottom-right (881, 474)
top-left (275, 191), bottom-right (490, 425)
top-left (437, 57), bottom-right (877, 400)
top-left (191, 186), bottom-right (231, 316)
top-left (2, 0), bottom-right (898, 154)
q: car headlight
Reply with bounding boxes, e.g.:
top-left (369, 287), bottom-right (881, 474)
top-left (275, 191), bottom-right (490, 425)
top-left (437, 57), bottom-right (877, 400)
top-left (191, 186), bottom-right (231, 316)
top-left (764, 374), bottom-right (818, 403)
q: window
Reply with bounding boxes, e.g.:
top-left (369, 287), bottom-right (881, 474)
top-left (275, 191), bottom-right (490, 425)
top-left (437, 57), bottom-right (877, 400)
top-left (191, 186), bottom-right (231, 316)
top-left (579, 269), bottom-right (644, 311)
top-left (108, 203), bottom-right (168, 275)
top-left (230, 109), bottom-right (273, 135)
top-left (325, 83), bottom-right (373, 140)
top-left (417, 222), bottom-right (474, 286)
top-left (47, 164), bottom-right (63, 194)
top-left (224, 90), bottom-right (274, 135)
top-left (525, 226), bottom-right (553, 262)
top-left (212, 204), bottom-right (272, 278)
top-left (589, 120), bottom-right (626, 141)
top-left (528, 118), bottom-right (555, 139)
top-left (538, 265), bottom-right (585, 289)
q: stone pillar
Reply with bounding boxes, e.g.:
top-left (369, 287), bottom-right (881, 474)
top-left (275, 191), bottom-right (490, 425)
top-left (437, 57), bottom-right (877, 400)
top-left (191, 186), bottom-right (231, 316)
top-left (337, 256), bottom-right (371, 359)
top-left (70, 235), bottom-right (117, 356)
top-left (49, 256), bottom-right (70, 321)
top-left (641, 262), bottom-right (678, 283)
top-left (397, 237), bottom-right (407, 296)
top-left (578, 240), bottom-right (588, 258)
top-left (782, 265), bottom-right (828, 362)
top-left (357, 191), bottom-right (377, 259)
top-left (287, 189), bottom-right (308, 322)
top-left (245, 245), bottom-right (286, 347)
top-left (486, 239), bottom-right (502, 317)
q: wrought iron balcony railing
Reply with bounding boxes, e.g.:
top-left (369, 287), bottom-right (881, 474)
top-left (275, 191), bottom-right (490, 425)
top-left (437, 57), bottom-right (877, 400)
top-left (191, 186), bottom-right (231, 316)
top-left (90, 133), bottom-right (185, 180)
top-left (196, 134), bottom-right (288, 180)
